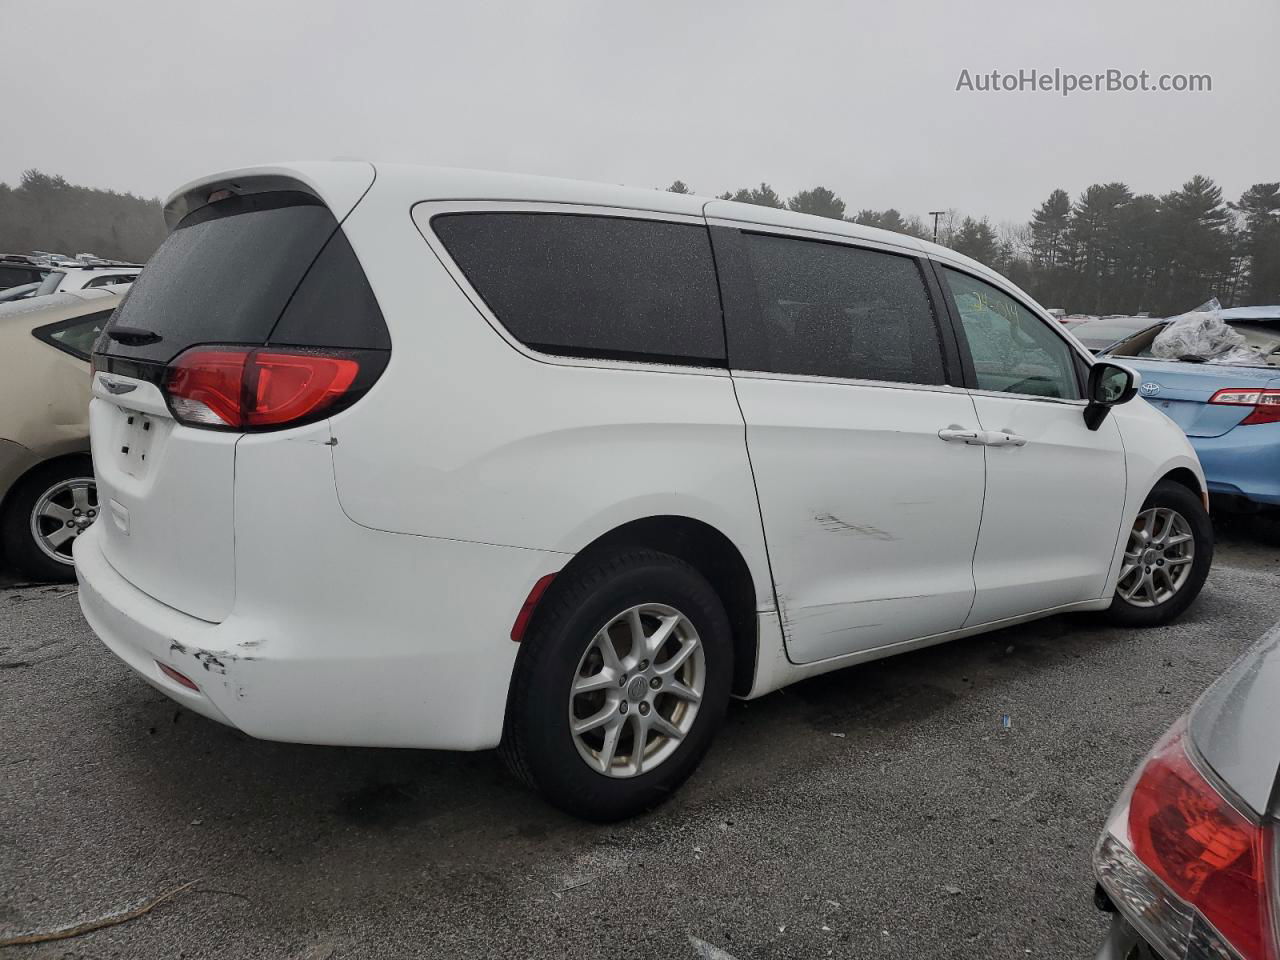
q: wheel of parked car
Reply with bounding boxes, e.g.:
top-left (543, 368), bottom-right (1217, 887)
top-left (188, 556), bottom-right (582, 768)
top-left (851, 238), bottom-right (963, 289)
top-left (1, 457), bottom-right (97, 583)
top-left (500, 549), bottom-right (733, 821)
top-left (1105, 480), bottom-right (1213, 627)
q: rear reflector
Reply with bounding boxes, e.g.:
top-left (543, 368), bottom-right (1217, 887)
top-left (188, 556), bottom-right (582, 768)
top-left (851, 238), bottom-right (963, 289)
top-left (164, 346), bottom-right (362, 430)
top-left (511, 573), bottom-right (557, 642)
top-left (157, 661), bottom-right (199, 691)
top-left (1208, 388), bottom-right (1280, 426)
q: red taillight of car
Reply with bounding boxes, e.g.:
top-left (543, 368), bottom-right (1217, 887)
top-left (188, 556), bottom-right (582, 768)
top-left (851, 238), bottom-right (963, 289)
top-left (164, 347), bottom-right (360, 430)
top-left (1208, 388), bottom-right (1280, 426)
top-left (1095, 718), bottom-right (1278, 960)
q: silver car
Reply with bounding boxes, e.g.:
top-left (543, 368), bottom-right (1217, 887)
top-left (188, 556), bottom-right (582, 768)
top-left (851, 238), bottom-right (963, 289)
top-left (1093, 627), bottom-right (1280, 959)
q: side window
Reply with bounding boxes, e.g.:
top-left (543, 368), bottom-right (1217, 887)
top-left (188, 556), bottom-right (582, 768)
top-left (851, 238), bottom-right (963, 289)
top-left (34, 309), bottom-right (113, 360)
top-left (84, 274), bottom-right (136, 289)
top-left (733, 232), bottom-right (946, 385)
top-left (942, 268), bottom-right (1080, 399)
top-left (432, 212), bottom-right (724, 366)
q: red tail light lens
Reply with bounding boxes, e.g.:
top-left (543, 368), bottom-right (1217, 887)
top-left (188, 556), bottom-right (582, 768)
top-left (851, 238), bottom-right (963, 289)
top-left (1127, 732), bottom-right (1274, 959)
top-left (1096, 718), bottom-right (1278, 960)
top-left (1209, 388), bottom-right (1280, 426)
top-left (164, 347), bottom-right (362, 430)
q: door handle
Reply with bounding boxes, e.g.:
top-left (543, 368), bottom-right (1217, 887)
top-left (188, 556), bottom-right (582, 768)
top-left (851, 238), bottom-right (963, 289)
top-left (983, 430), bottom-right (1027, 447)
top-left (937, 427), bottom-right (983, 444)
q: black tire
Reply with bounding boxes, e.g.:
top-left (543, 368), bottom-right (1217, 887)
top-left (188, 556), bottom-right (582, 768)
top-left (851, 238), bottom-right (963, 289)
top-left (1, 457), bottom-right (96, 583)
top-left (499, 548), bottom-right (733, 821)
top-left (1105, 480), bottom-right (1213, 627)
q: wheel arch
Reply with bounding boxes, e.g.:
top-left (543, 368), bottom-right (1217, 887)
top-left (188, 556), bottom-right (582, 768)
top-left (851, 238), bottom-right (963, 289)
top-left (0, 450), bottom-right (93, 521)
top-left (1158, 466), bottom-right (1207, 505)
top-left (537, 515), bottom-right (761, 697)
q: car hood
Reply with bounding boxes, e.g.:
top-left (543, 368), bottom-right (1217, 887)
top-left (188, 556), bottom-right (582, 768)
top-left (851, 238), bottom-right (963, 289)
top-left (1190, 624), bottom-right (1280, 818)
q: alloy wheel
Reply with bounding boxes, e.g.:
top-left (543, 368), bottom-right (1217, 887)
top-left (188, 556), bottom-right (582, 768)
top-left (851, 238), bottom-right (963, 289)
top-left (1116, 506), bottom-right (1195, 608)
top-left (568, 602), bottom-right (706, 778)
top-left (30, 478), bottom-right (97, 564)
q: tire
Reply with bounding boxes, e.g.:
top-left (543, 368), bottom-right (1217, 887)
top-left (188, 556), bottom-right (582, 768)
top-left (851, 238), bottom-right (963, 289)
top-left (0, 457), bottom-right (97, 583)
top-left (1105, 480), bottom-right (1213, 627)
top-left (499, 548), bottom-right (733, 821)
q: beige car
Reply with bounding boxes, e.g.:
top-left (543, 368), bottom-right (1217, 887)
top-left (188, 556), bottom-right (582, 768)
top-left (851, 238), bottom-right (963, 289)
top-left (0, 287), bottom-right (125, 580)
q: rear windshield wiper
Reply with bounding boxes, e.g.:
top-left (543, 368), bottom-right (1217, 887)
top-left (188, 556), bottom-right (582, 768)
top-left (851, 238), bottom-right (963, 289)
top-left (106, 325), bottom-right (163, 346)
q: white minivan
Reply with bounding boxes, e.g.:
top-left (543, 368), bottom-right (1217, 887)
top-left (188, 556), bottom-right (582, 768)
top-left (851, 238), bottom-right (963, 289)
top-left (77, 162), bottom-right (1212, 820)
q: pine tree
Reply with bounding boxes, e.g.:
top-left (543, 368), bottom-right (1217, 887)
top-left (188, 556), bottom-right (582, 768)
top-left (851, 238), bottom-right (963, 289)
top-left (786, 186), bottom-right (846, 220)
top-left (1232, 183), bottom-right (1280, 302)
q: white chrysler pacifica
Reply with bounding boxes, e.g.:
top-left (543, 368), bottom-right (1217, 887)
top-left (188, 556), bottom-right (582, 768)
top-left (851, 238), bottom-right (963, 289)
top-left (76, 162), bottom-right (1212, 820)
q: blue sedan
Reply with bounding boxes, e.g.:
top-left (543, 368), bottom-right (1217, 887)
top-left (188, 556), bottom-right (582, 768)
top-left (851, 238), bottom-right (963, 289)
top-left (1102, 306), bottom-right (1280, 511)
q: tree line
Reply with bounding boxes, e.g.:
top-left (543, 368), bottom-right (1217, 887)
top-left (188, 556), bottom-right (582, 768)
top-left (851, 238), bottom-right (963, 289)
top-left (0, 170), bottom-right (165, 264)
top-left (5, 166), bottom-right (1275, 317)
top-left (668, 176), bottom-right (1280, 316)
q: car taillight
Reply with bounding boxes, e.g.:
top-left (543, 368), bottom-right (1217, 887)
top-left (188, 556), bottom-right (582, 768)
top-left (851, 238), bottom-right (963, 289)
top-left (1208, 388), bottom-right (1280, 426)
top-left (163, 346), bottom-right (365, 431)
top-left (1095, 717), bottom-right (1277, 960)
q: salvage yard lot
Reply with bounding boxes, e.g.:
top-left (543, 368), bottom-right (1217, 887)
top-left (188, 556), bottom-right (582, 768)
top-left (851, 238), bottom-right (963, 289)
top-left (2, 526), bottom-right (1278, 960)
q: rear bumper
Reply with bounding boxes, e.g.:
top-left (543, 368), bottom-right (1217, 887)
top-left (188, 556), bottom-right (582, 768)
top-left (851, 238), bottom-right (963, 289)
top-left (1190, 424), bottom-right (1280, 506)
top-left (75, 521), bottom-right (563, 750)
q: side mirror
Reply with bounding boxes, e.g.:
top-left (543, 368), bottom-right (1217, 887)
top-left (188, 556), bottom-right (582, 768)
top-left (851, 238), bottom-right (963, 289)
top-left (1084, 361), bottom-right (1139, 430)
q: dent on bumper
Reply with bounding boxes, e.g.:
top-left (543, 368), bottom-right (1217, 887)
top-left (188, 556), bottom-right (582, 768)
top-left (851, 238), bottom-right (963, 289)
top-left (74, 523), bottom-right (550, 751)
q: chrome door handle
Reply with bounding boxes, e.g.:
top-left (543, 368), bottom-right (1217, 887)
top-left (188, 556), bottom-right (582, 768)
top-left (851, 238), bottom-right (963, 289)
top-left (938, 427), bottom-right (983, 444)
top-left (983, 431), bottom-right (1027, 447)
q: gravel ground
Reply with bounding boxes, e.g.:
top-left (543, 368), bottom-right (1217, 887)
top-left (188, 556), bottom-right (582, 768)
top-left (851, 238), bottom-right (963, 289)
top-left (2, 521), bottom-right (1278, 960)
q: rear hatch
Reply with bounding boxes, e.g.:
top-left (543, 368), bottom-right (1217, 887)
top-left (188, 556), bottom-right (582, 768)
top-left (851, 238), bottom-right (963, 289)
top-left (90, 178), bottom-right (388, 621)
top-left (1121, 359), bottom-right (1280, 437)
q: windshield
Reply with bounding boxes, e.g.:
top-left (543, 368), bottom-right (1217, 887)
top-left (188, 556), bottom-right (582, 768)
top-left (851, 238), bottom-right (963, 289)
top-left (1106, 320), bottom-right (1280, 368)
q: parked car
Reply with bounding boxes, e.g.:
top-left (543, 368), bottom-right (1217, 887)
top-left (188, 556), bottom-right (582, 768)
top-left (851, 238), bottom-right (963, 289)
top-left (1064, 316), bottom-right (1163, 354)
top-left (1, 286), bottom-right (125, 581)
top-left (0, 254), bottom-right (50, 292)
top-left (1093, 627), bottom-right (1280, 960)
top-left (1103, 307), bottom-right (1280, 514)
top-left (34, 262), bottom-right (142, 295)
top-left (77, 163), bottom-right (1212, 820)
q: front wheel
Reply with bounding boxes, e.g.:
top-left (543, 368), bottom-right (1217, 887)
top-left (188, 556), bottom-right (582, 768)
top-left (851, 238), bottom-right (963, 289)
top-left (500, 549), bottom-right (733, 821)
top-left (1105, 480), bottom-right (1213, 627)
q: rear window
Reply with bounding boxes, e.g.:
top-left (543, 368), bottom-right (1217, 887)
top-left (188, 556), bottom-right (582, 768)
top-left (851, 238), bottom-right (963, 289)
top-left (432, 212), bottom-right (725, 366)
top-left (0, 264), bottom-right (43, 288)
top-left (98, 191), bottom-right (387, 363)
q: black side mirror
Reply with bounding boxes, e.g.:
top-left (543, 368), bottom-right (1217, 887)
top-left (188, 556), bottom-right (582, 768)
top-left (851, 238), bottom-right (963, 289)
top-left (1084, 361), bottom-right (1139, 430)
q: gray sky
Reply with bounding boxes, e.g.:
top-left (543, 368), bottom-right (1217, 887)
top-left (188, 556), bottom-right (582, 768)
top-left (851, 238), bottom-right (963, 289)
top-left (4, 0), bottom-right (1277, 224)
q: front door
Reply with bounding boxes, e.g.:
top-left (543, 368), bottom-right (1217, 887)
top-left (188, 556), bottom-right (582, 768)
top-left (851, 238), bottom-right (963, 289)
top-left (709, 217), bottom-right (987, 664)
top-left (938, 266), bottom-right (1127, 626)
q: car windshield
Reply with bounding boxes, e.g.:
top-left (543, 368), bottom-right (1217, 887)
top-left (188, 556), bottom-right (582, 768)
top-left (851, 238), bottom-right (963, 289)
top-left (1105, 320), bottom-right (1280, 367)
top-left (1068, 321), bottom-right (1155, 349)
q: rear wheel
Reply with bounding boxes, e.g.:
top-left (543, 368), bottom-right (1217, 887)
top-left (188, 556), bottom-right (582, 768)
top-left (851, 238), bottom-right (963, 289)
top-left (500, 549), bottom-right (733, 821)
top-left (1105, 481), bottom-right (1212, 627)
top-left (1, 458), bottom-right (97, 583)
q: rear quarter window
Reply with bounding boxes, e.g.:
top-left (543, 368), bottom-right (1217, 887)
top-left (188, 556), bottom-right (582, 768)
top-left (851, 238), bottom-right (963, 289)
top-left (431, 212), bottom-right (725, 366)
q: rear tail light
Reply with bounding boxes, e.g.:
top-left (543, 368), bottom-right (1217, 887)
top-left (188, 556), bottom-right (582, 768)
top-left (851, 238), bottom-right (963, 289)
top-left (1208, 388), bottom-right (1280, 426)
top-left (1095, 717), bottom-right (1277, 960)
top-left (163, 346), bottom-right (380, 431)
